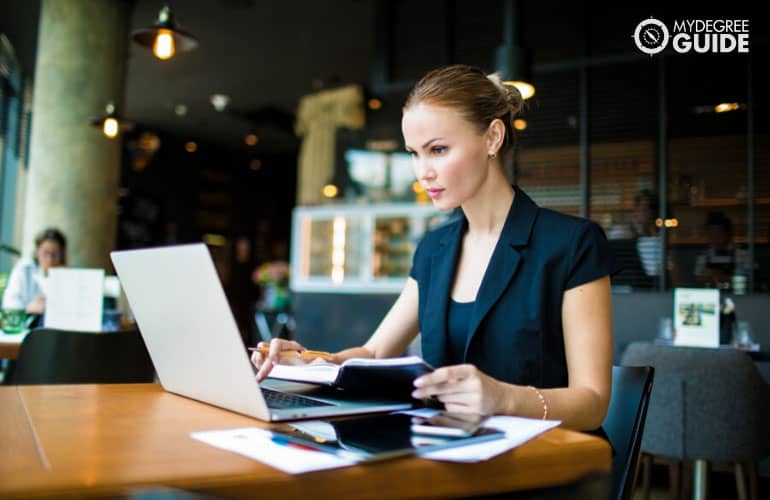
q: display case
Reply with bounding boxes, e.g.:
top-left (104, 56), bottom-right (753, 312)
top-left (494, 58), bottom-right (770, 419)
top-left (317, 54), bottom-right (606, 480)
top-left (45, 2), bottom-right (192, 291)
top-left (290, 204), bottom-right (450, 293)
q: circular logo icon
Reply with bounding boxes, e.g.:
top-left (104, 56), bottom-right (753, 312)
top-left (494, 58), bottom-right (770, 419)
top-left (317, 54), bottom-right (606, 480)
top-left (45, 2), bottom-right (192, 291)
top-left (633, 18), bottom-right (669, 55)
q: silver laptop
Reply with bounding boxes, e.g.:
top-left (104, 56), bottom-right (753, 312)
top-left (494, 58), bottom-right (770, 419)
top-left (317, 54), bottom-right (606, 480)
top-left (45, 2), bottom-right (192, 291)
top-left (111, 243), bottom-right (411, 421)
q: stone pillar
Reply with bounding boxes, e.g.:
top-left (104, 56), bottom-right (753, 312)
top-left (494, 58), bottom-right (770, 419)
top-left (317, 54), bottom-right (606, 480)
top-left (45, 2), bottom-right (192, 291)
top-left (22, 0), bottom-right (131, 269)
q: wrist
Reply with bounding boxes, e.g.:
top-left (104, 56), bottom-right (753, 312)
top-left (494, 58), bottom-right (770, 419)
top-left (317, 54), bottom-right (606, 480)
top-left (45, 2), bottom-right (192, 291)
top-left (495, 381), bottom-right (518, 415)
top-left (526, 385), bottom-right (549, 420)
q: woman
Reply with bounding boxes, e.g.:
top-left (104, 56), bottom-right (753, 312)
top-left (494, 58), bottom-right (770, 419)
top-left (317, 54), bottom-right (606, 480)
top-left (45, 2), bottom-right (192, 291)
top-left (254, 65), bottom-right (613, 431)
top-left (2, 227), bottom-right (67, 314)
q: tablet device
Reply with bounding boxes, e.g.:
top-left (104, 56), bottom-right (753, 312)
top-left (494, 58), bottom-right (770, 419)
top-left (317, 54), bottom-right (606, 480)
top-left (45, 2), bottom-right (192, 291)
top-left (280, 412), bottom-right (504, 462)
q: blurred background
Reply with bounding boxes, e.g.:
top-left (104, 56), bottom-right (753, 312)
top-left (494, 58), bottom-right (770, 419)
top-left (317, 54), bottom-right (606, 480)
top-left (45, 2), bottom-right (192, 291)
top-left (2, 3), bottom-right (769, 496)
top-left (1, 1), bottom-right (767, 348)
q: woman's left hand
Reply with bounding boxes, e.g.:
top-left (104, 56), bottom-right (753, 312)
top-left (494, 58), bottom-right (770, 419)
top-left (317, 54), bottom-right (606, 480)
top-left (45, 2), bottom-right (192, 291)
top-left (26, 296), bottom-right (45, 315)
top-left (412, 364), bottom-right (506, 415)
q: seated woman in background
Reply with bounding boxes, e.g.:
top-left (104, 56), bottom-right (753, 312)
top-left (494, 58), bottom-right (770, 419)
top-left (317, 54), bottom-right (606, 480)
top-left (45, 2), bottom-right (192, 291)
top-left (2, 227), bottom-right (67, 314)
top-left (253, 65), bottom-right (613, 432)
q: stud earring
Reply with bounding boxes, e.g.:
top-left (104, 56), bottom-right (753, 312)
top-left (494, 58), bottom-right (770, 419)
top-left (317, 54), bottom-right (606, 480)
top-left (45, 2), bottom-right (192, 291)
top-left (488, 151), bottom-right (497, 159)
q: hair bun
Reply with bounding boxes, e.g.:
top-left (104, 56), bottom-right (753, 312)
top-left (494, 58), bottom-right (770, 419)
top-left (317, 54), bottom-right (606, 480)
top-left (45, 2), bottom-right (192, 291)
top-left (486, 72), bottom-right (523, 116)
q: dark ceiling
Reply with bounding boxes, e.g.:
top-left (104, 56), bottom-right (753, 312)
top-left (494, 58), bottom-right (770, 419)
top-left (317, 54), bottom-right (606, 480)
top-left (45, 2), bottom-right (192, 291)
top-left (125, 0), bottom-right (376, 152)
top-left (1, 0), bottom-right (378, 152)
top-left (2, 1), bottom-right (767, 154)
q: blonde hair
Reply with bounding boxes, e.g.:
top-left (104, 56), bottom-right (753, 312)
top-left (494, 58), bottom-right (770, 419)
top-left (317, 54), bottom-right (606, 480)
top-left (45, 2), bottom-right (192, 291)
top-left (404, 64), bottom-right (523, 156)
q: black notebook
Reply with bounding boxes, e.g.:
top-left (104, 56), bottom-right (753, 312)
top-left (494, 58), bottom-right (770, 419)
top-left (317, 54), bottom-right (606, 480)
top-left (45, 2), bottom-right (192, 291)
top-left (267, 356), bottom-right (434, 401)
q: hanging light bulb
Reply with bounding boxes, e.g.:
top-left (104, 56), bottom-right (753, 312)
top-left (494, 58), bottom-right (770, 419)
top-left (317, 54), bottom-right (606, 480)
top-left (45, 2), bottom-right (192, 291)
top-left (131, 4), bottom-right (198, 61)
top-left (153, 29), bottom-right (175, 60)
top-left (90, 102), bottom-right (134, 139)
top-left (103, 117), bottom-right (119, 138)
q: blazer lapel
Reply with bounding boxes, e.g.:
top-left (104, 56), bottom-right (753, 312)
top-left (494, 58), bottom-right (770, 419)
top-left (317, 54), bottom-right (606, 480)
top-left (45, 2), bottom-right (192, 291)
top-left (463, 188), bottom-right (538, 359)
top-left (422, 218), bottom-right (465, 368)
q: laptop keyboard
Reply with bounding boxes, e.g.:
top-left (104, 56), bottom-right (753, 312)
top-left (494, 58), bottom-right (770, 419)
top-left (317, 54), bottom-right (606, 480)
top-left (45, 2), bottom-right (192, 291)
top-left (261, 387), bottom-right (334, 410)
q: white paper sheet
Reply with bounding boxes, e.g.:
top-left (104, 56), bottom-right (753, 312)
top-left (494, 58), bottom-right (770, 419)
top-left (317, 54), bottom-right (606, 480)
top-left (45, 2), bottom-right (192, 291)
top-left (44, 268), bottom-right (105, 332)
top-left (397, 410), bottom-right (561, 462)
top-left (192, 414), bottom-right (561, 473)
top-left (190, 427), bottom-right (357, 474)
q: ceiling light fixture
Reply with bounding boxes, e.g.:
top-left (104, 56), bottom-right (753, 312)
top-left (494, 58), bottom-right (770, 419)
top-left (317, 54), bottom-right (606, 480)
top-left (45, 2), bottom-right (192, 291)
top-left (322, 183), bottom-right (339, 198)
top-left (90, 102), bottom-right (134, 139)
top-left (210, 94), bottom-right (230, 112)
top-left (131, 3), bottom-right (198, 61)
top-left (245, 134), bottom-right (259, 146)
top-left (495, 0), bottom-right (535, 100)
top-left (693, 102), bottom-right (746, 114)
top-left (714, 102), bottom-right (743, 113)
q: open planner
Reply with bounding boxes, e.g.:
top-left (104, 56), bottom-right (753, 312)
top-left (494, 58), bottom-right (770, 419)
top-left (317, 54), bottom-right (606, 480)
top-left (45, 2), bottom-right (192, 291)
top-left (267, 356), bottom-right (434, 400)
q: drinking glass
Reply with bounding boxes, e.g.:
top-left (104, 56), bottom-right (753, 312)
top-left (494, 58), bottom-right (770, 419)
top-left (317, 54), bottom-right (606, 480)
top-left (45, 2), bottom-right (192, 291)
top-left (732, 321), bottom-right (753, 349)
top-left (1, 308), bottom-right (26, 334)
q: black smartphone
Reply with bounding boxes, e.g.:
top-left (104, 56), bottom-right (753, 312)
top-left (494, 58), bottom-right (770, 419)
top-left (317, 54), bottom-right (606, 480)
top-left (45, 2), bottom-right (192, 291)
top-left (410, 411), bottom-right (486, 438)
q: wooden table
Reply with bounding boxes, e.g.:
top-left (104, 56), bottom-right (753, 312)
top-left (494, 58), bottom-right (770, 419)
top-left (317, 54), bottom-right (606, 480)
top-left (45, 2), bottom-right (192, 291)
top-left (0, 384), bottom-right (611, 499)
top-left (0, 331), bottom-right (26, 360)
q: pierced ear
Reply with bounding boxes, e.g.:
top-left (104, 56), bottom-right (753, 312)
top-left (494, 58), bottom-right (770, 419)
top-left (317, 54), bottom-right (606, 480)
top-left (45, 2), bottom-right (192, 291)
top-left (486, 118), bottom-right (506, 152)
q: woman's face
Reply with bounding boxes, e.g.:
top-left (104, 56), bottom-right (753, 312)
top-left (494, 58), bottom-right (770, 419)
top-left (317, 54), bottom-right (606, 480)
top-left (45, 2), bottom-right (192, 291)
top-left (402, 103), bottom-right (491, 211)
top-left (37, 239), bottom-right (63, 272)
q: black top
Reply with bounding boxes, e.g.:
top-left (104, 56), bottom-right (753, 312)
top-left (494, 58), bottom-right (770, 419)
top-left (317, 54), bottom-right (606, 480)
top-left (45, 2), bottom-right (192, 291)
top-left (409, 187), bottom-right (611, 388)
top-left (447, 298), bottom-right (474, 364)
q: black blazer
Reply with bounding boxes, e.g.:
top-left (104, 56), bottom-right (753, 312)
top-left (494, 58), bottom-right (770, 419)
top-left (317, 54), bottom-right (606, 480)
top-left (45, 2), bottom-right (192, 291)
top-left (410, 187), bottom-right (610, 388)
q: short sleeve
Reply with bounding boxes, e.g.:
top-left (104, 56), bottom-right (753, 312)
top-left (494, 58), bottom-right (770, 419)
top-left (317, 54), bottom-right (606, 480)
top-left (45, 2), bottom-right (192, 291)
top-left (565, 221), bottom-right (611, 290)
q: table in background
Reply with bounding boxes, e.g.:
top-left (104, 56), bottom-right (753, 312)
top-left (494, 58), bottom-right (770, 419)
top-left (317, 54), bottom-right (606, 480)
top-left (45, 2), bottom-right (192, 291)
top-left (0, 384), bottom-right (611, 499)
top-left (0, 331), bottom-right (26, 359)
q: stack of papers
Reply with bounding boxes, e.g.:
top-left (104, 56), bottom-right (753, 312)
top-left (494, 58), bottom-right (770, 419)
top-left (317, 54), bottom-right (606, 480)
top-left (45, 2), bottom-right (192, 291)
top-left (190, 410), bottom-right (560, 474)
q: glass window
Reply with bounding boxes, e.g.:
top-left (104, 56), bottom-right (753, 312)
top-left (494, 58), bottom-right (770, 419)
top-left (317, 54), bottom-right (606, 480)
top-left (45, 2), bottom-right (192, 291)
top-left (373, 217), bottom-right (412, 278)
top-left (301, 216), bottom-right (365, 284)
top-left (0, 35), bottom-right (25, 277)
top-left (752, 137), bottom-right (770, 292)
top-left (666, 54), bottom-right (750, 292)
top-left (518, 70), bottom-right (581, 217)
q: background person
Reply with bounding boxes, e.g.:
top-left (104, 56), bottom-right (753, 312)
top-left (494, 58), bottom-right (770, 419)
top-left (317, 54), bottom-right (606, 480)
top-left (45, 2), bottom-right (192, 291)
top-left (253, 65), bottom-right (612, 432)
top-left (609, 189), bottom-right (659, 240)
top-left (695, 211), bottom-right (751, 289)
top-left (607, 189), bottom-right (662, 288)
top-left (1, 227), bottom-right (67, 314)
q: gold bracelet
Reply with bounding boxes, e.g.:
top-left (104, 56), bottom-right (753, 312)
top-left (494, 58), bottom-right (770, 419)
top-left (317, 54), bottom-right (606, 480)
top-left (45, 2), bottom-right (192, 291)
top-left (527, 385), bottom-right (548, 420)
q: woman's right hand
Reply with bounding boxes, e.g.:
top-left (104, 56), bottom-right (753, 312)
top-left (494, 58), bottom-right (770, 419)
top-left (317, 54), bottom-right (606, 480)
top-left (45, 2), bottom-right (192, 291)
top-left (252, 338), bottom-right (309, 381)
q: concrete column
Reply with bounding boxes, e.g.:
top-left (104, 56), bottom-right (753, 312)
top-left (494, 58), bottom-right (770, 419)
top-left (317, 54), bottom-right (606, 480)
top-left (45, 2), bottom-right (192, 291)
top-left (22, 0), bottom-right (131, 269)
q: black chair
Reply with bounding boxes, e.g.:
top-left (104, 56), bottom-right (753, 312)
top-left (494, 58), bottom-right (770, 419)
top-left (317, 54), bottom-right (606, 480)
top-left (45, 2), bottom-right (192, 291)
top-left (604, 365), bottom-right (655, 500)
top-left (7, 328), bottom-right (155, 385)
